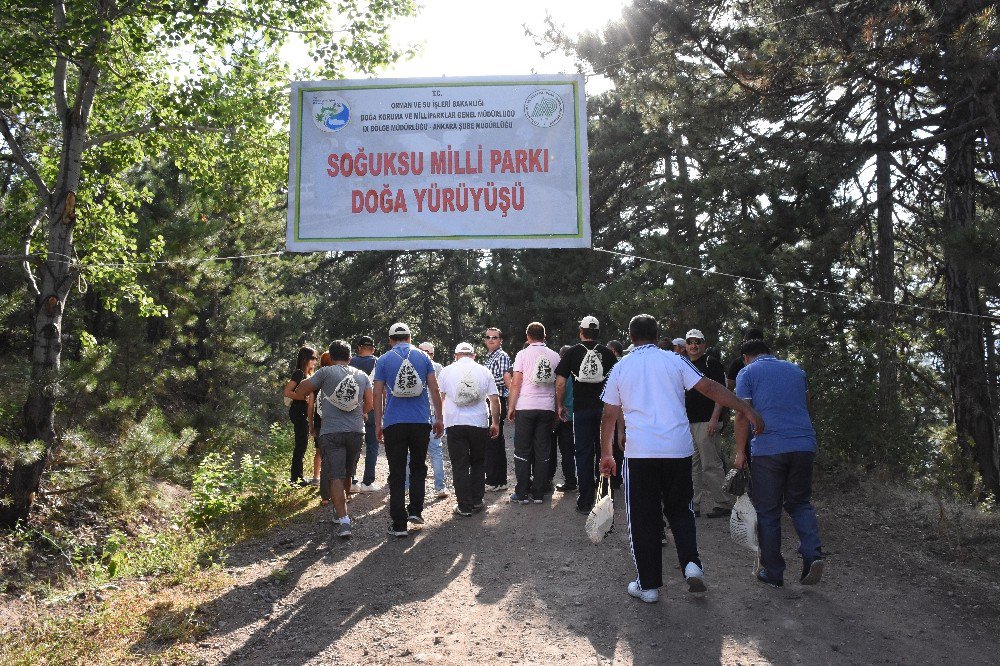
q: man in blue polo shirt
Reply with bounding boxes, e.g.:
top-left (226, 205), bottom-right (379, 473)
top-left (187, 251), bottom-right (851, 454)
top-left (374, 322), bottom-right (444, 538)
top-left (734, 339), bottom-right (824, 588)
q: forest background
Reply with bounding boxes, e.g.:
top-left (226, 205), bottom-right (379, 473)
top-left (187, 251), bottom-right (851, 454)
top-left (0, 0), bottom-right (998, 629)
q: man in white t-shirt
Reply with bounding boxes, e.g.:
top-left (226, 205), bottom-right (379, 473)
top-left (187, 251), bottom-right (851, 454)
top-left (437, 342), bottom-right (501, 515)
top-left (599, 314), bottom-right (764, 603)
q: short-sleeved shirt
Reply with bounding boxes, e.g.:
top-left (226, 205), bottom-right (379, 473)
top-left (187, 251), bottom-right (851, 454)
top-left (601, 344), bottom-right (704, 458)
top-left (735, 355), bottom-right (816, 456)
top-left (289, 368), bottom-right (308, 415)
top-left (308, 365), bottom-right (372, 435)
top-left (484, 348), bottom-right (512, 398)
top-left (554, 341), bottom-right (617, 411)
top-left (349, 354), bottom-right (377, 377)
top-left (726, 355), bottom-right (745, 385)
top-left (684, 354), bottom-right (726, 422)
top-left (437, 357), bottom-right (499, 428)
top-left (373, 343), bottom-right (436, 428)
top-left (512, 342), bottom-right (562, 412)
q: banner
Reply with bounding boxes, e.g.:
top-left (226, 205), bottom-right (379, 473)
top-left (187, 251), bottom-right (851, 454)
top-left (286, 75), bottom-right (590, 251)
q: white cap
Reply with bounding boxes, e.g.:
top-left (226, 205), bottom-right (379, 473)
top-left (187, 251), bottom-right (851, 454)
top-left (672, 338), bottom-right (686, 346)
top-left (418, 341), bottom-right (435, 354)
top-left (388, 322), bottom-right (411, 336)
top-left (454, 342), bottom-right (475, 355)
top-left (684, 329), bottom-right (705, 341)
top-left (624, 344), bottom-right (635, 354)
top-left (579, 315), bottom-right (600, 330)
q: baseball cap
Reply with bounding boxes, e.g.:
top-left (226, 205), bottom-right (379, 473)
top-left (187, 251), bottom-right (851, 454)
top-left (672, 337), bottom-right (686, 347)
top-left (388, 322), bottom-right (411, 336)
top-left (418, 342), bottom-right (434, 354)
top-left (454, 342), bottom-right (475, 354)
top-left (355, 335), bottom-right (375, 347)
top-left (684, 329), bottom-right (705, 341)
top-left (579, 315), bottom-right (600, 330)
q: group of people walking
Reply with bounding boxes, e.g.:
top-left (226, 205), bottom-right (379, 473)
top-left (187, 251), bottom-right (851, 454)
top-left (283, 314), bottom-right (824, 601)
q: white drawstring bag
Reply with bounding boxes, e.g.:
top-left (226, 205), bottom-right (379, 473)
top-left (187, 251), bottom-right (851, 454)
top-left (585, 476), bottom-right (615, 544)
top-left (729, 493), bottom-right (759, 553)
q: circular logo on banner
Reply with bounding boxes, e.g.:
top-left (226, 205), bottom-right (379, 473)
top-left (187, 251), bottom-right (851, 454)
top-left (312, 96), bottom-right (351, 132)
top-left (524, 89), bottom-right (564, 128)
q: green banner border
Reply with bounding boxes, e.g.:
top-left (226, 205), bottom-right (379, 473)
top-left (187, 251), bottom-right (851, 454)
top-left (292, 79), bottom-right (585, 243)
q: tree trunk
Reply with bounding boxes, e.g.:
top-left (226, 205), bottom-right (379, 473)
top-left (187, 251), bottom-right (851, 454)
top-left (0, 101), bottom-right (90, 527)
top-left (874, 86), bottom-right (898, 425)
top-left (941, 102), bottom-right (1000, 501)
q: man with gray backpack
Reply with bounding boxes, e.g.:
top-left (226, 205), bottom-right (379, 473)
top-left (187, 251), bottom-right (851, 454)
top-left (555, 315), bottom-right (618, 514)
top-left (289, 340), bottom-right (373, 538)
top-left (373, 323), bottom-right (444, 537)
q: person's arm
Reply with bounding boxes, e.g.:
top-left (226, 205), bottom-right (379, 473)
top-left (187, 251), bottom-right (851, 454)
top-left (426, 372), bottom-right (444, 438)
top-left (599, 403), bottom-right (622, 477)
top-left (734, 403), bottom-right (751, 470)
top-left (487, 394), bottom-right (501, 439)
top-left (507, 371), bottom-right (523, 421)
top-left (307, 392), bottom-right (316, 436)
top-left (615, 410), bottom-right (626, 452)
top-left (693, 377), bottom-right (764, 434)
top-left (502, 370), bottom-right (512, 392)
top-left (706, 360), bottom-right (726, 436)
top-left (362, 386), bottom-right (374, 416)
top-left (290, 378), bottom-right (315, 401)
top-left (555, 375), bottom-right (568, 422)
top-left (373, 380), bottom-right (386, 443)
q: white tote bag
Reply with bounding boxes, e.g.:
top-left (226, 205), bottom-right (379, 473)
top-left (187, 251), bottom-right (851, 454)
top-left (585, 476), bottom-right (615, 544)
top-left (729, 493), bottom-right (759, 553)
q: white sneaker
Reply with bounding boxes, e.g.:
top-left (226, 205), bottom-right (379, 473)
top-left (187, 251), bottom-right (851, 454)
top-left (486, 483), bottom-right (508, 492)
top-left (684, 562), bottom-right (707, 593)
top-left (356, 482), bottom-right (380, 493)
top-left (308, 477), bottom-right (320, 487)
top-left (349, 483), bottom-right (362, 493)
top-left (627, 581), bottom-right (659, 603)
top-left (435, 488), bottom-right (449, 498)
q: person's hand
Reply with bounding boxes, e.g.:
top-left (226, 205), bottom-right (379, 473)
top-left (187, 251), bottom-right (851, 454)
top-left (734, 450), bottom-right (747, 470)
top-left (599, 454), bottom-right (617, 478)
top-left (507, 409), bottom-right (516, 422)
top-left (489, 424), bottom-right (500, 439)
top-left (746, 406), bottom-right (764, 434)
top-left (558, 406), bottom-right (568, 422)
top-left (433, 418), bottom-right (444, 439)
top-left (616, 434), bottom-right (626, 452)
top-left (707, 419), bottom-right (721, 436)
top-left (376, 424), bottom-right (384, 444)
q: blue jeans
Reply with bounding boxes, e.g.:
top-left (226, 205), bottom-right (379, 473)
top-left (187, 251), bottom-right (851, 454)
top-left (361, 410), bottom-right (379, 485)
top-left (750, 451), bottom-right (823, 582)
top-left (573, 407), bottom-right (603, 511)
top-left (406, 432), bottom-right (445, 491)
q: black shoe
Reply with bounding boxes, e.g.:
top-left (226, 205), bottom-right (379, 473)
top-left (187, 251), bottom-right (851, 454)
top-left (801, 557), bottom-right (824, 585)
top-left (407, 514), bottom-right (424, 525)
top-left (693, 509), bottom-right (701, 518)
top-left (471, 503), bottom-right (486, 513)
top-left (387, 523), bottom-right (409, 538)
top-left (575, 505), bottom-right (590, 515)
top-left (706, 506), bottom-right (732, 519)
top-left (756, 570), bottom-right (783, 588)
top-left (555, 482), bottom-right (578, 492)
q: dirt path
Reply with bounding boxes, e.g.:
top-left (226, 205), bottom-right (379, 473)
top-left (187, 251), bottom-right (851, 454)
top-left (187, 433), bottom-right (1000, 665)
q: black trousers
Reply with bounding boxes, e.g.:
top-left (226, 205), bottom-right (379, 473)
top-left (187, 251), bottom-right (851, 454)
top-left (289, 408), bottom-right (309, 482)
top-left (547, 420), bottom-right (577, 485)
top-left (384, 423), bottom-right (431, 529)
top-left (447, 425), bottom-right (489, 511)
top-left (513, 409), bottom-right (553, 499)
top-left (624, 457), bottom-right (701, 590)
top-left (485, 396), bottom-right (508, 485)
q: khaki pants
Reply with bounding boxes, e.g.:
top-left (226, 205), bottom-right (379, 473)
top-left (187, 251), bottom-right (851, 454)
top-left (690, 421), bottom-right (731, 512)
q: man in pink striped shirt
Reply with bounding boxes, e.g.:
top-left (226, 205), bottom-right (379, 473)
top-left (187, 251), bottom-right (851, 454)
top-left (507, 321), bottom-right (562, 504)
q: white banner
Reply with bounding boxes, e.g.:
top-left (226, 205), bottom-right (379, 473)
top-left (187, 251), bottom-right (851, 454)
top-left (286, 75), bottom-right (590, 251)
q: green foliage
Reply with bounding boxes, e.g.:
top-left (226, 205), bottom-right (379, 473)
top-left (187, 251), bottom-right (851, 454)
top-left (187, 423), bottom-right (299, 529)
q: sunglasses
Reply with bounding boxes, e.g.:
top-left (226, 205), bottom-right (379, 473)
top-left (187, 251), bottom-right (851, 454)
top-left (686, 339), bottom-right (703, 345)
top-left (484, 335), bottom-right (499, 340)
